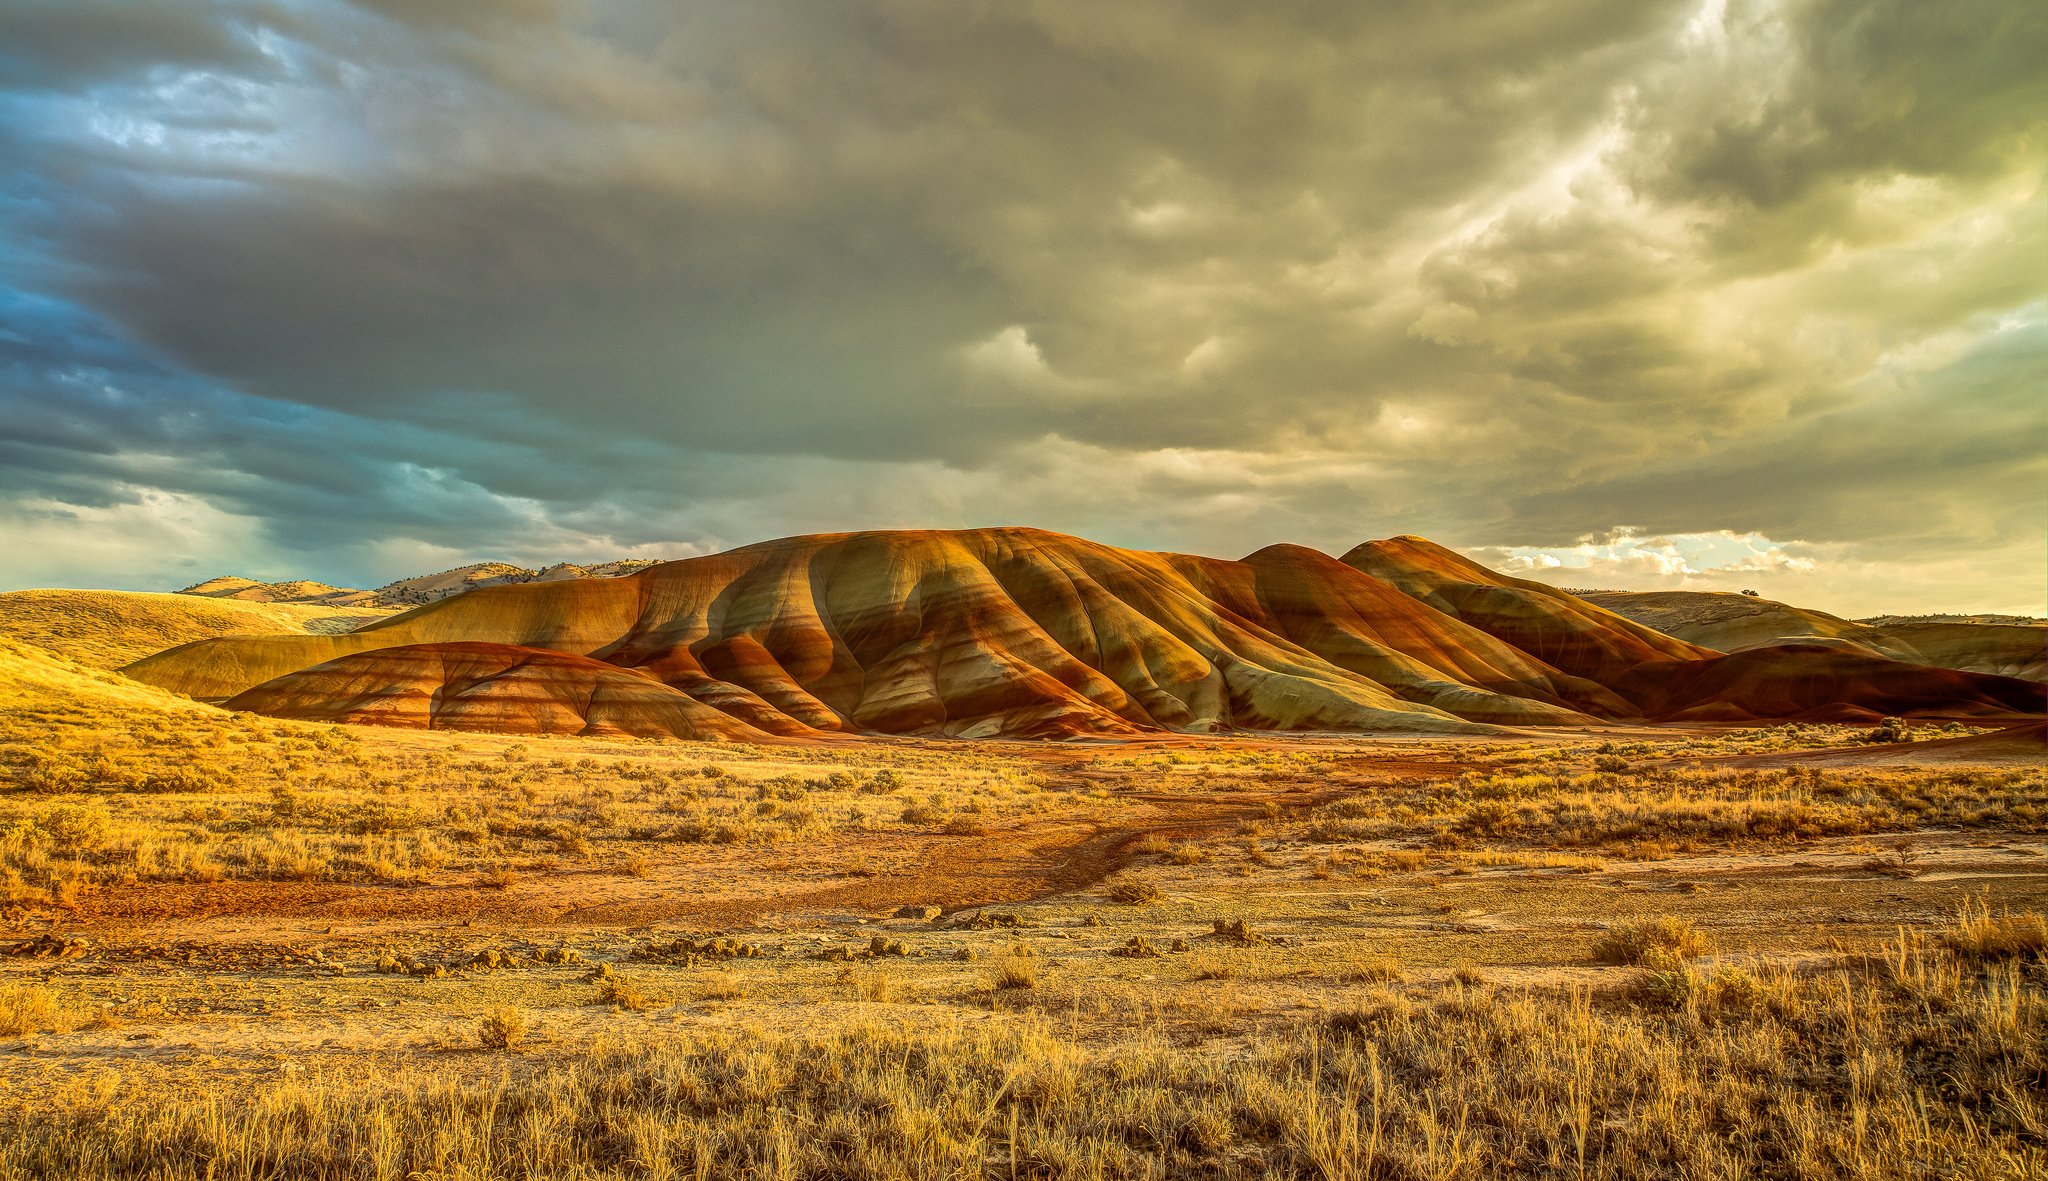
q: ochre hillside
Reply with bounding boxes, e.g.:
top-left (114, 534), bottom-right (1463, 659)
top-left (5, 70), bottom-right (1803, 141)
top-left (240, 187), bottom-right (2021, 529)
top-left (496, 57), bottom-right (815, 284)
top-left (1339, 537), bottom-right (1709, 683)
top-left (120, 529), bottom-right (2043, 741)
top-left (0, 589), bottom-right (393, 670)
top-left (1581, 590), bottom-right (2046, 682)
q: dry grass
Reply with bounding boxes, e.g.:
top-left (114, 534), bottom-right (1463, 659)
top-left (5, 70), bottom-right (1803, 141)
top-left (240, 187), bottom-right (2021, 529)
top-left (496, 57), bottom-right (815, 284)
top-left (0, 922), bottom-right (2040, 1179)
top-left (1293, 757), bottom-right (2048, 861)
top-left (989, 946), bottom-right (1039, 990)
top-left (0, 590), bottom-right (391, 670)
top-left (1942, 896), bottom-right (2048, 963)
top-left (0, 658), bottom-right (1079, 912)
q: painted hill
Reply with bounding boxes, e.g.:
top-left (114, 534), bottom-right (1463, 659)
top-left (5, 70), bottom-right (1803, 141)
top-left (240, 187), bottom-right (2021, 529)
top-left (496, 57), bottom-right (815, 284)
top-left (0, 589), bottom-right (394, 670)
top-left (1579, 590), bottom-right (2045, 682)
top-left (178, 559), bottom-right (662, 610)
top-left (121, 529), bottom-right (2042, 741)
top-left (225, 642), bottom-right (769, 741)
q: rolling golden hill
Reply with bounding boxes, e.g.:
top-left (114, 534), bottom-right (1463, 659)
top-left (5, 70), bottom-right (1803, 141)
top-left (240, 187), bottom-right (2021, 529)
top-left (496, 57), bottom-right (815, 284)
top-left (0, 589), bottom-right (394, 670)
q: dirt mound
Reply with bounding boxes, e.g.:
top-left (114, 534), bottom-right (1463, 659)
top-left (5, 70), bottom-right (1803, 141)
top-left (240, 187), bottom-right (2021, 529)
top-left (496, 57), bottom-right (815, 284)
top-left (224, 641), bottom-right (778, 741)
top-left (125, 528), bottom-right (2045, 741)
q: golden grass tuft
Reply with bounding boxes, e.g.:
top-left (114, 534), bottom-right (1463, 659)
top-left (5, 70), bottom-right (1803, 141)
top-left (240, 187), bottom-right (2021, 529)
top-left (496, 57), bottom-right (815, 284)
top-left (1591, 915), bottom-right (1711, 966)
top-left (1941, 897), bottom-right (2047, 963)
top-left (988, 946), bottom-right (1038, 990)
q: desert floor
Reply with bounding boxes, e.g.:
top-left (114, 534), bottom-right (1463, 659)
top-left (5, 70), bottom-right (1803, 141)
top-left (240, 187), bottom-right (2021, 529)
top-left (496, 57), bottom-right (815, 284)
top-left (1, 702), bottom-right (2042, 1178)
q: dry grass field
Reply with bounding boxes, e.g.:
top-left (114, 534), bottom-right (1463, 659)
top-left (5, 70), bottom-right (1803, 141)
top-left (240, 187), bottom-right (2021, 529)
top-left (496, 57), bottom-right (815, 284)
top-left (0, 638), bottom-right (2042, 1177)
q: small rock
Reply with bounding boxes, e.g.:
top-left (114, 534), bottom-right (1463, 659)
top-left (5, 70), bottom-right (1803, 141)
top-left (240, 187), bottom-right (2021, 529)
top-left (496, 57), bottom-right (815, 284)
top-left (894, 904), bottom-right (943, 921)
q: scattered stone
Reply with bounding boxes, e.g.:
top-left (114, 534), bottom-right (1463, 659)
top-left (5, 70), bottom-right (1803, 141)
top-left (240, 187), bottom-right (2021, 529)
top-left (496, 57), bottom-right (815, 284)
top-left (7, 934), bottom-right (90, 959)
top-left (894, 904), bottom-right (943, 921)
top-left (953, 910), bottom-right (1026, 930)
top-left (1208, 918), bottom-right (1267, 946)
top-left (630, 936), bottom-right (765, 964)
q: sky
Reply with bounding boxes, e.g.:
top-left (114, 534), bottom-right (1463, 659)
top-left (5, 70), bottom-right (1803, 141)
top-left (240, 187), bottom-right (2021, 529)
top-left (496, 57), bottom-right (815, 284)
top-left (1, 0), bottom-right (2042, 617)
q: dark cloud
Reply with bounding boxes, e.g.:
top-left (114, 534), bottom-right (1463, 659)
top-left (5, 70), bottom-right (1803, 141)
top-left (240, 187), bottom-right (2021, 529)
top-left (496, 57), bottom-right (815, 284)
top-left (0, 0), bottom-right (2039, 612)
top-left (0, 1), bottom-right (282, 89)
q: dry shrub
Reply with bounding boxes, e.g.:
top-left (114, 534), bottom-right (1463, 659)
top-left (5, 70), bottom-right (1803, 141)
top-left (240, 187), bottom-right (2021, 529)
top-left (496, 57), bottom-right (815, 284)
top-left (595, 972), bottom-right (669, 1012)
top-left (476, 1007), bottom-right (527, 1050)
top-left (1591, 916), bottom-right (1710, 967)
top-left (1105, 879), bottom-right (1163, 905)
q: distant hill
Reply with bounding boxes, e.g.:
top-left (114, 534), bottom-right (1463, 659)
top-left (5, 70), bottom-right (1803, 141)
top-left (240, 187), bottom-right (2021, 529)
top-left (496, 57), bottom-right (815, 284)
top-left (1577, 590), bottom-right (2044, 682)
top-left (0, 589), bottom-right (394, 670)
top-left (123, 528), bottom-right (2041, 741)
top-left (178, 559), bottom-right (662, 610)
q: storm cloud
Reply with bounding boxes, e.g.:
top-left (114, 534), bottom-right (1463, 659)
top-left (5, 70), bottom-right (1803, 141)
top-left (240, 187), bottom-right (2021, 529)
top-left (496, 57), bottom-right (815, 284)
top-left (2, 0), bottom-right (2041, 614)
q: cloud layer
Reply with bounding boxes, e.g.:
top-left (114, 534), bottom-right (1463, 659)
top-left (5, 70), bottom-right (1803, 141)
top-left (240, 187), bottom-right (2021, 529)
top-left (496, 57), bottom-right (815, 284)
top-left (2, 0), bottom-right (2041, 615)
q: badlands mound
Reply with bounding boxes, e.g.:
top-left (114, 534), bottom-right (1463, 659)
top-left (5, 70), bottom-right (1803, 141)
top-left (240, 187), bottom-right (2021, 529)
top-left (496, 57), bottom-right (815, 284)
top-left (121, 529), bottom-right (2043, 741)
top-left (0, 589), bottom-right (392, 670)
top-left (225, 642), bottom-right (770, 741)
top-left (1580, 590), bottom-right (2045, 681)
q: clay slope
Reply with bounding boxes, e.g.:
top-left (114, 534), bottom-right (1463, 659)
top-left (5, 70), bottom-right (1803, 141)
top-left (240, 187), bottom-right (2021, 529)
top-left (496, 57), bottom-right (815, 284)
top-left (0, 589), bottom-right (393, 670)
top-left (1340, 537), bottom-right (1713, 681)
top-left (124, 528), bottom-right (2045, 741)
top-left (1614, 644), bottom-right (2042, 723)
top-left (1581, 590), bottom-right (2045, 681)
top-left (225, 642), bottom-right (772, 741)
